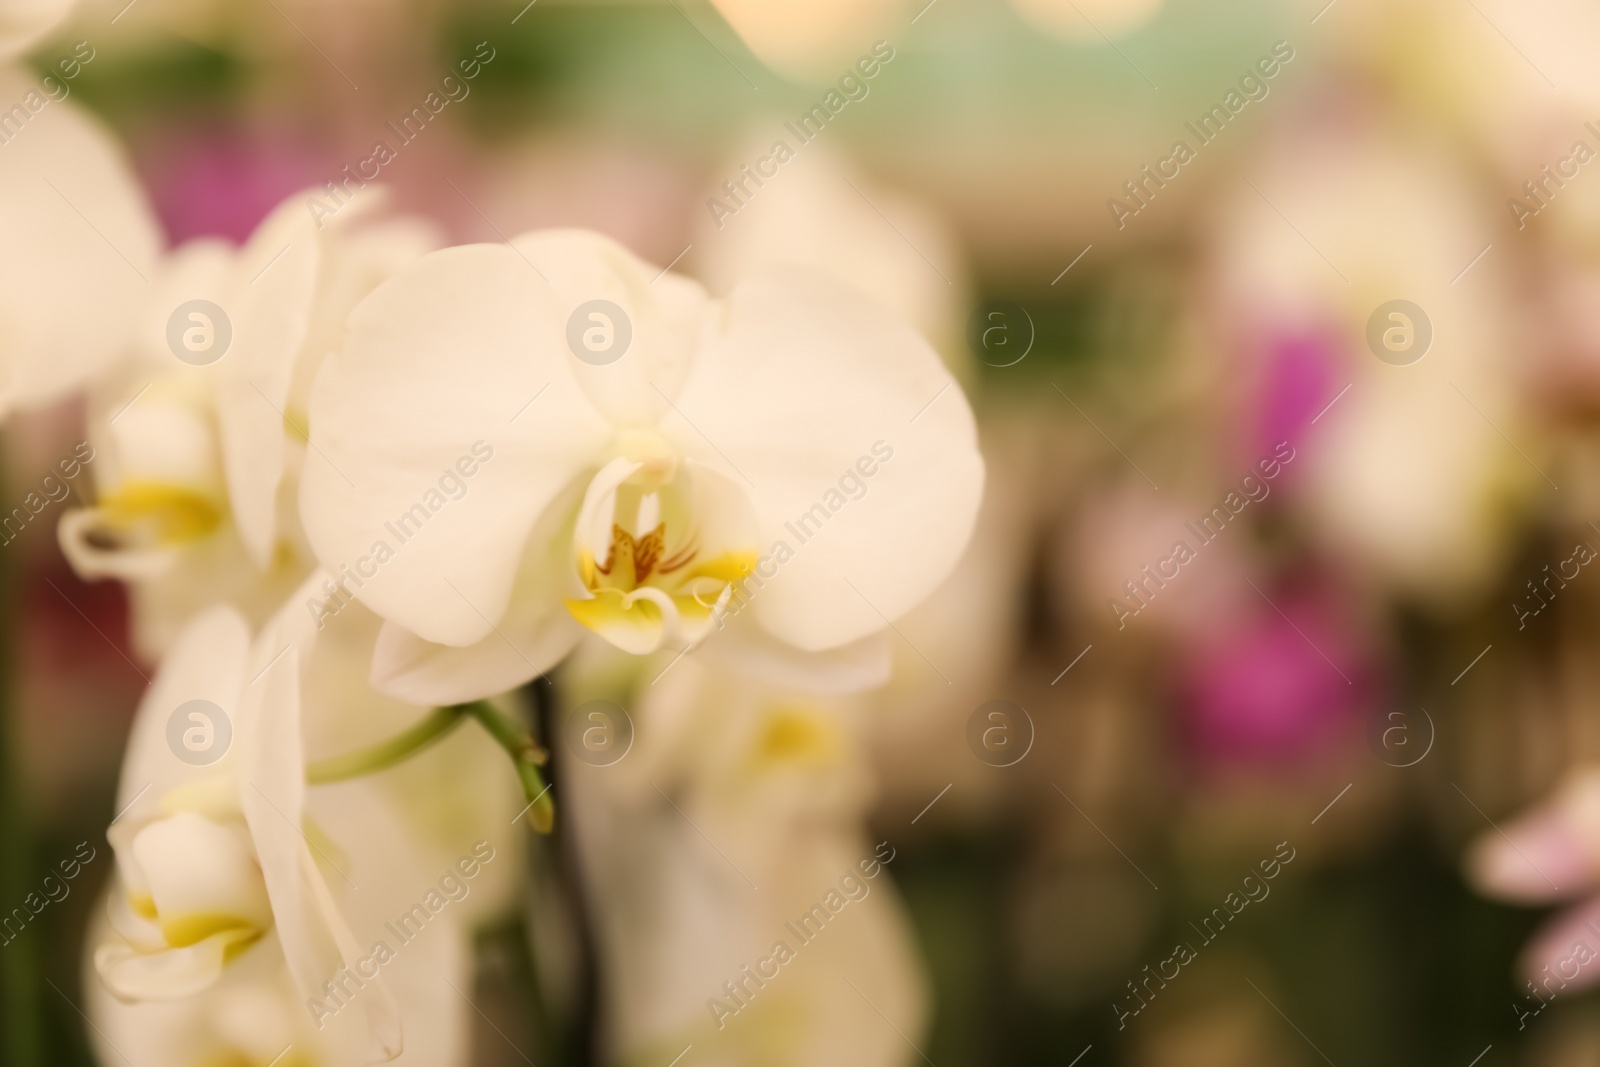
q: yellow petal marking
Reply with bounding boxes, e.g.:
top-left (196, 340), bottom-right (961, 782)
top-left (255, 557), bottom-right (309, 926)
top-left (99, 480), bottom-right (222, 544)
top-left (754, 707), bottom-right (844, 772)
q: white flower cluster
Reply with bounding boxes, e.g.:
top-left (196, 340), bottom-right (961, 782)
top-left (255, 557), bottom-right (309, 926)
top-left (0, 11), bottom-right (984, 1064)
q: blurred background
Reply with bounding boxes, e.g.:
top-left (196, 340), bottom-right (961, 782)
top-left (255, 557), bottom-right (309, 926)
top-left (11, 0), bottom-right (1600, 1063)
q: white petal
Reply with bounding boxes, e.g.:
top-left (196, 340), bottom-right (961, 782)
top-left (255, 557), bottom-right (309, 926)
top-left (0, 70), bottom-right (158, 415)
top-left (130, 813), bottom-right (273, 941)
top-left (238, 622), bottom-right (402, 1061)
top-left (510, 229), bottom-right (708, 426)
top-left (134, 237), bottom-right (235, 369)
top-left (213, 194), bottom-right (323, 569)
top-left (667, 266), bottom-right (984, 650)
top-left (368, 473), bottom-right (588, 702)
top-left (302, 242), bottom-right (613, 647)
top-left (370, 612), bottom-right (581, 706)
top-left (94, 931), bottom-right (242, 1002)
top-left (115, 606), bottom-right (252, 822)
top-left (102, 391), bottom-right (225, 493)
top-left (57, 507), bottom-right (182, 581)
top-left (286, 210), bottom-right (442, 415)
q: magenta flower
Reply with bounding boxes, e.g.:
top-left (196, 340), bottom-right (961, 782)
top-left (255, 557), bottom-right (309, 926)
top-left (1178, 580), bottom-right (1373, 770)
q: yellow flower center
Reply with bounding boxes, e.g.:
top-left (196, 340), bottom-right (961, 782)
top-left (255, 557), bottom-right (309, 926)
top-left (563, 458), bottom-right (757, 654)
top-left (97, 480), bottom-right (223, 546)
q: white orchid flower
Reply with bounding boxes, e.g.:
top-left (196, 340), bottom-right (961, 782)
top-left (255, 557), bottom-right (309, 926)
top-left (1206, 126), bottom-right (1534, 603)
top-left (89, 911), bottom-right (472, 1067)
top-left (0, 0), bottom-right (78, 62)
top-left (88, 953), bottom-right (334, 1067)
top-left (95, 591), bottom-right (404, 1062)
top-left (301, 229), bottom-right (983, 704)
top-left (563, 653), bottom-right (927, 1067)
top-left (86, 783), bottom-right (481, 1067)
top-left (297, 600), bottom-right (524, 922)
top-left (59, 190), bottom-right (436, 656)
top-left (0, 64), bottom-right (158, 418)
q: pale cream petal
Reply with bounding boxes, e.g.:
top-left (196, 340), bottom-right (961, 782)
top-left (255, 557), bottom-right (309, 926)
top-left (0, 68), bottom-right (158, 415)
top-left (238, 612), bottom-right (403, 1061)
top-left (131, 813), bottom-right (272, 944)
top-left (94, 929), bottom-right (244, 1002)
top-left (510, 229), bottom-right (708, 427)
top-left (214, 193), bottom-right (323, 568)
top-left (115, 606), bottom-right (252, 823)
top-left (667, 266), bottom-right (984, 651)
top-left (302, 242), bottom-right (612, 647)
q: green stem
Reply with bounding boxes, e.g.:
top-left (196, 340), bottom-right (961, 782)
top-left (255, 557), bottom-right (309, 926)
top-left (303, 699), bottom-right (554, 833)
top-left (464, 701), bottom-right (555, 833)
top-left (305, 705), bottom-right (469, 785)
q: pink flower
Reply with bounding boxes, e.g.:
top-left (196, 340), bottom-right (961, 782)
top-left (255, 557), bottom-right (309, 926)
top-left (1177, 579), bottom-right (1374, 770)
top-left (141, 125), bottom-right (326, 244)
top-left (1469, 772), bottom-right (1600, 997)
top-left (1250, 328), bottom-right (1340, 471)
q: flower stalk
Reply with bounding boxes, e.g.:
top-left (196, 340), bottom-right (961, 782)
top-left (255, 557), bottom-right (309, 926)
top-left (305, 705), bottom-right (469, 784)
top-left (463, 701), bottom-right (555, 833)
top-left (305, 700), bottom-right (554, 833)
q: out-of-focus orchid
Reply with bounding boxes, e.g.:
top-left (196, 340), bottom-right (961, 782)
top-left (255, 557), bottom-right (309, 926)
top-left (1176, 579), bottom-right (1376, 771)
top-left (58, 190), bottom-right (436, 656)
top-left (1468, 770), bottom-right (1600, 1002)
top-left (142, 125), bottom-right (331, 245)
top-left (87, 741), bottom-right (483, 1067)
top-left (93, 596), bottom-right (404, 1062)
top-left (0, 64), bottom-right (159, 420)
top-left (88, 957), bottom-right (336, 1067)
top-left (564, 653), bottom-right (928, 1067)
top-left (1206, 122), bottom-right (1537, 605)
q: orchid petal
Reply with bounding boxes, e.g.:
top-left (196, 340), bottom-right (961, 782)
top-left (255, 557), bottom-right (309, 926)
top-left (94, 929), bottom-right (253, 1002)
top-left (510, 229), bottom-right (708, 426)
top-left (667, 266), bottom-right (983, 650)
top-left (239, 602), bottom-right (403, 1062)
top-left (302, 242), bottom-right (613, 647)
top-left (115, 605), bottom-right (251, 822)
top-left (0, 68), bottom-right (159, 416)
top-left (213, 193), bottom-right (322, 569)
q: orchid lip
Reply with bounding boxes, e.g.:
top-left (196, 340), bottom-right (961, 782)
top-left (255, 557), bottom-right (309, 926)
top-left (564, 455), bottom-right (758, 653)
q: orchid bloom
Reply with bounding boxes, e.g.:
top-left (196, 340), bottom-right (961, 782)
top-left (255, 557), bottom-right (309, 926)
top-left (1206, 125), bottom-right (1531, 602)
top-left (300, 229), bottom-right (983, 704)
top-left (59, 190), bottom-right (435, 656)
top-left (88, 960), bottom-right (327, 1067)
top-left (88, 931), bottom-right (473, 1067)
top-left (95, 593), bottom-right (403, 1062)
top-left (0, 64), bottom-right (158, 419)
top-left (86, 782), bottom-right (481, 1067)
top-left (1468, 770), bottom-right (1600, 997)
top-left (564, 654), bottom-right (927, 1066)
